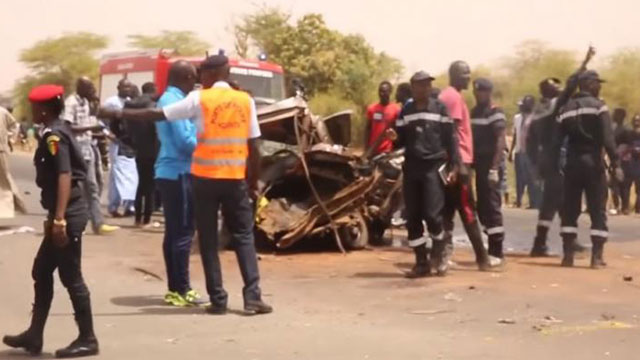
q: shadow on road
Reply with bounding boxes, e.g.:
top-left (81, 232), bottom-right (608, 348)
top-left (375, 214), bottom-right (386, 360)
top-left (0, 349), bottom-right (54, 359)
top-left (352, 272), bottom-right (405, 279)
top-left (107, 295), bottom-right (249, 317)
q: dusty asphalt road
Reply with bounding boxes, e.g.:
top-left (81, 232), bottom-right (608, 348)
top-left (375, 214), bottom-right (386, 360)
top-left (1, 152), bottom-right (639, 360)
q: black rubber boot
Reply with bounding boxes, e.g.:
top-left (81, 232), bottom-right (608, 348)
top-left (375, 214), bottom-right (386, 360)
top-left (430, 238), bottom-right (451, 277)
top-left (55, 293), bottom-right (99, 358)
top-left (530, 226), bottom-right (551, 257)
top-left (2, 331), bottom-right (43, 356)
top-left (2, 301), bottom-right (50, 355)
top-left (406, 245), bottom-right (431, 279)
top-left (590, 237), bottom-right (607, 269)
top-left (561, 237), bottom-right (575, 267)
top-left (488, 237), bottom-right (504, 259)
top-left (465, 223), bottom-right (491, 270)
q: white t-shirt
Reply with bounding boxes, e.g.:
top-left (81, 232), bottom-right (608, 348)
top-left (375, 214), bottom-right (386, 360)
top-left (162, 81), bottom-right (261, 139)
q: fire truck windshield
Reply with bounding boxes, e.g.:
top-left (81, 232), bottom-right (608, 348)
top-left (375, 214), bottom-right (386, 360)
top-left (229, 67), bottom-right (285, 105)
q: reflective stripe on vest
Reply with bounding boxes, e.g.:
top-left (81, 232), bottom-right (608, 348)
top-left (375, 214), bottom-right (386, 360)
top-left (191, 87), bottom-right (251, 179)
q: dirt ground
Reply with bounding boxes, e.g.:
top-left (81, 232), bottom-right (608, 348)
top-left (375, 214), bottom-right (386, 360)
top-left (1, 218), bottom-right (639, 360)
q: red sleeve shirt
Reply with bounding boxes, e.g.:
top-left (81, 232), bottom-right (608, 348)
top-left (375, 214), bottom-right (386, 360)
top-left (367, 102), bottom-right (401, 154)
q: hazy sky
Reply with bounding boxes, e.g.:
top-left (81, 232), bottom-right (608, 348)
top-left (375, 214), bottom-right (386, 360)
top-left (2, 0), bottom-right (640, 94)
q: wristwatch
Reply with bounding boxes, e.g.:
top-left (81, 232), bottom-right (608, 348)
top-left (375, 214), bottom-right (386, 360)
top-left (53, 218), bottom-right (67, 227)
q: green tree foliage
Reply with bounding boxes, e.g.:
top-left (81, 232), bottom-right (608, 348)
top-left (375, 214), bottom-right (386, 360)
top-left (12, 32), bottom-right (109, 121)
top-left (235, 8), bottom-right (402, 146)
top-left (128, 30), bottom-right (210, 56)
top-left (600, 48), bottom-right (640, 118)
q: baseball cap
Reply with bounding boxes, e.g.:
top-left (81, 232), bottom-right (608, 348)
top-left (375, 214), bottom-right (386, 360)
top-left (473, 78), bottom-right (493, 91)
top-left (410, 71), bottom-right (435, 83)
top-left (578, 70), bottom-right (606, 83)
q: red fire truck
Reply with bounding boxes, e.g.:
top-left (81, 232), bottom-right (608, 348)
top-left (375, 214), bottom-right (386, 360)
top-left (98, 49), bottom-right (286, 106)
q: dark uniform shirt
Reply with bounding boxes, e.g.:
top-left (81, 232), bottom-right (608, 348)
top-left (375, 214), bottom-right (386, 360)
top-left (395, 98), bottom-right (458, 169)
top-left (34, 119), bottom-right (87, 215)
top-left (470, 105), bottom-right (506, 160)
top-left (126, 94), bottom-right (158, 160)
top-left (556, 92), bottom-right (617, 166)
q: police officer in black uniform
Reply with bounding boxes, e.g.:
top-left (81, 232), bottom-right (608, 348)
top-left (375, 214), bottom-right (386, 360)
top-left (555, 70), bottom-right (622, 268)
top-left (470, 78), bottom-right (507, 260)
top-left (3, 85), bottom-right (99, 358)
top-left (527, 48), bottom-right (595, 256)
top-left (391, 71), bottom-right (459, 278)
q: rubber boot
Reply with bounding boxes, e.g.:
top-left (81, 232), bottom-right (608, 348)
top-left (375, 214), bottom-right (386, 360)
top-left (590, 237), bottom-right (607, 269)
top-left (405, 245), bottom-right (431, 279)
top-left (530, 226), bottom-right (551, 257)
top-left (2, 291), bottom-right (51, 356)
top-left (464, 222), bottom-right (492, 270)
top-left (431, 233), bottom-right (453, 276)
top-left (55, 293), bottom-right (99, 358)
top-left (561, 237), bottom-right (575, 267)
top-left (2, 305), bottom-right (47, 355)
top-left (488, 236), bottom-right (504, 259)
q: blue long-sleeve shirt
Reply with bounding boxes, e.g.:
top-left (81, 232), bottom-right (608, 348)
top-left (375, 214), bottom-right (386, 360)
top-left (155, 86), bottom-right (197, 180)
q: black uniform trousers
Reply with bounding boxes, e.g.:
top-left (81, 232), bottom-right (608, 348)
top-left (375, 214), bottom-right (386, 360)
top-left (560, 155), bottom-right (608, 243)
top-left (192, 176), bottom-right (261, 307)
top-left (535, 170), bottom-right (564, 243)
top-left (402, 161), bottom-right (445, 248)
top-left (135, 157), bottom-right (156, 224)
top-left (475, 155), bottom-right (504, 242)
top-left (31, 210), bottom-right (93, 336)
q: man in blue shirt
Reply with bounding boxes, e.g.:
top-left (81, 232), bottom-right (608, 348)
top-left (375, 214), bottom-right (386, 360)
top-left (155, 61), bottom-right (203, 306)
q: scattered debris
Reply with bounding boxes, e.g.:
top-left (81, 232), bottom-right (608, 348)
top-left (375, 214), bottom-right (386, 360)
top-left (498, 318), bottom-right (517, 325)
top-left (0, 226), bottom-right (35, 237)
top-left (623, 275), bottom-right (633, 282)
top-left (535, 321), bottom-right (635, 336)
top-left (468, 285), bottom-right (476, 290)
top-left (409, 309), bottom-right (453, 316)
top-left (543, 315), bottom-right (563, 324)
top-left (444, 293), bottom-right (462, 302)
top-left (132, 267), bottom-right (163, 281)
top-left (165, 338), bottom-right (179, 344)
top-left (549, 283), bottom-right (560, 288)
top-left (601, 313), bottom-right (616, 321)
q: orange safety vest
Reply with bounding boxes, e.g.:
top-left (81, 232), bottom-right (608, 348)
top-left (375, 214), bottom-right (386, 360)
top-left (191, 87), bottom-right (252, 180)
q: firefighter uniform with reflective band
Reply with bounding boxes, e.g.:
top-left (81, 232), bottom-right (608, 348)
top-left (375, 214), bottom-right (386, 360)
top-left (162, 80), bottom-right (264, 308)
top-left (556, 92), bottom-right (617, 257)
top-left (471, 105), bottom-right (506, 247)
top-left (527, 97), bottom-right (563, 251)
top-left (395, 98), bottom-right (458, 251)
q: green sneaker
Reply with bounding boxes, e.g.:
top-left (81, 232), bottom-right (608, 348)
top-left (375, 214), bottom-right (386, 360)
top-left (185, 289), bottom-right (209, 306)
top-left (164, 292), bottom-right (189, 307)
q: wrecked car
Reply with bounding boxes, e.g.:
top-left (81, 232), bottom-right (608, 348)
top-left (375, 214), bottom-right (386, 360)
top-left (251, 95), bottom-right (404, 251)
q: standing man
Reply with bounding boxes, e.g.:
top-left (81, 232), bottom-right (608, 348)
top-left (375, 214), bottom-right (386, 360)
top-left (365, 81), bottom-right (401, 155)
top-left (391, 71), bottom-right (459, 278)
top-left (509, 95), bottom-right (539, 208)
top-left (555, 70), bottom-right (621, 268)
top-left (3, 85), bottom-right (99, 358)
top-left (154, 61), bottom-right (203, 306)
top-left (471, 78), bottom-right (507, 261)
top-left (128, 82), bottom-right (159, 227)
top-left (609, 108), bottom-right (628, 214)
top-left (62, 77), bottom-right (119, 234)
top-left (438, 61), bottom-right (491, 274)
top-left (0, 105), bottom-right (27, 218)
top-left (100, 55), bottom-right (272, 315)
top-left (104, 79), bottom-right (138, 217)
top-left (619, 114), bottom-right (640, 214)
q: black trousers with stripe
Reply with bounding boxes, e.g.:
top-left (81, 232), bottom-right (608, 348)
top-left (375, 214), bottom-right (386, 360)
top-left (475, 155), bottom-right (504, 242)
top-left (403, 161), bottom-right (445, 248)
top-left (560, 155), bottom-right (608, 243)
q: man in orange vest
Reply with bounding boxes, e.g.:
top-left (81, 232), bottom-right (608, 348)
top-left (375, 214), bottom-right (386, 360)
top-left (100, 54), bottom-right (271, 315)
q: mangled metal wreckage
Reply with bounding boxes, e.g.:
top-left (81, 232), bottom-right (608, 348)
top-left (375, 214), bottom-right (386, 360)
top-left (253, 96), bottom-right (403, 251)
